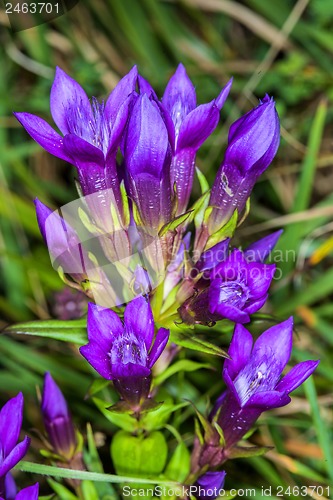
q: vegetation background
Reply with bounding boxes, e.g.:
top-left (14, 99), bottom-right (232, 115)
top-left (0, 0), bottom-right (332, 497)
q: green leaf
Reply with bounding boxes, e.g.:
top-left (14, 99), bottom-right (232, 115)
top-left (85, 423), bottom-right (118, 499)
top-left (164, 442), bottom-right (191, 482)
top-left (170, 328), bottom-right (228, 358)
top-left (111, 430), bottom-right (168, 478)
top-left (81, 481), bottom-right (100, 500)
top-left (3, 318), bottom-right (87, 344)
top-left (154, 359), bottom-right (212, 386)
top-left (227, 445), bottom-right (273, 459)
top-left (47, 479), bottom-right (78, 500)
top-left (15, 461), bottom-right (176, 485)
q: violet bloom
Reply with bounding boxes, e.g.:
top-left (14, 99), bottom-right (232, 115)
top-left (0, 481), bottom-right (39, 500)
top-left (42, 373), bottom-right (77, 460)
top-left (209, 95), bottom-right (280, 232)
top-left (0, 394), bottom-right (30, 498)
top-left (161, 64), bottom-right (232, 215)
top-left (15, 67), bottom-right (137, 222)
top-left (123, 93), bottom-right (173, 230)
top-left (80, 296), bottom-right (169, 406)
top-left (195, 471), bottom-right (226, 499)
top-left (179, 249), bottom-right (275, 325)
top-left (35, 198), bottom-right (89, 285)
top-left (215, 318), bottom-right (319, 451)
top-left (243, 230), bottom-right (283, 263)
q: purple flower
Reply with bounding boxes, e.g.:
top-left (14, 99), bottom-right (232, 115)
top-left (35, 198), bottom-right (89, 285)
top-left (14, 67), bottom-right (137, 200)
top-left (0, 394), bottom-right (30, 498)
top-left (0, 481), bottom-right (39, 500)
top-left (195, 471), bottom-right (226, 499)
top-left (179, 249), bottom-right (275, 325)
top-left (161, 64), bottom-right (232, 215)
top-left (123, 94), bottom-right (173, 229)
top-left (80, 296), bottom-right (169, 406)
top-left (42, 373), bottom-right (77, 460)
top-left (209, 95), bottom-right (280, 232)
top-left (215, 318), bottom-right (319, 450)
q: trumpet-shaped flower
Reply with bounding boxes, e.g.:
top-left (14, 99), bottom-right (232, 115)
top-left (179, 249), bottom-right (275, 325)
top-left (215, 318), bottom-right (319, 449)
top-left (42, 373), bottom-right (77, 460)
top-left (15, 67), bottom-right (137, 220)
top-left (209, 95), bottom-right (280, 232)
top-left (0, 394), bottom-right (31, 498)
top-left (80, 296), bottom-right (169, 405)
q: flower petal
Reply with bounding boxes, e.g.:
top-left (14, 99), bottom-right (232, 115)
top-left (0, 393), bottom-right (24, 457)
top-left (4, 473), bottom-right (17, 500)
top-left (125, 94), bottom-right (170, 178)
top-left (105, 66), bottom-right (138, 120)
top-left (246, 262), bottom-right (276, 299)
top-left (215, 78), bottom-right (233, 110)
top-left (50, 67), bottom-right (93, 135)
top-left (79, 342), bottom-right (112, 380)
top-left (244, 230), bottom-right (283, 263)
top-left (42, 372), bottom-right (69, 421)
top-left (13, 112), bottom-right (71, 163)
top-left (148, 328), bottom-right (170, 368)
top-left (247, 390), bottom-right (291, 410)
top-left (87, 302), bottom-right (123, 351)
top-left (162, 63), bottom-right (196, 123)
top-left (252, 317), bottom-right (294, 373)
top-left (210, 301), bottom-right (250, 323)
top-left (15, 483), bottom-right (39, 500)
top-left (0, 437), bottom-right (30, 477)
top-left (224, 324), bottom-right (253, 379)
top-left (177, 101), bottom-right (220, 151)
top-left (124, 296), bottom-right (155, 350)
top-left (276, 360), bottom-right (320, 394)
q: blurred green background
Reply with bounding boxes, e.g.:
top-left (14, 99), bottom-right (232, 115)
top-left (0, 0), bottom-right (333, 496)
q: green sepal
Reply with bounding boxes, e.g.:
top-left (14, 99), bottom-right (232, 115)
top-left (3, 318), bottom-right (87, 344)
top-left (159, 210), bottom-right (193, 237)
top-left (120, 179), bottom-right (130, 227)
top-left (93, 397), bottom-right (137, 432)
top-left (78, 206), bottom-right (103, 234)
top-left (205, 209), bottom-right (238, 250)
top-left (107, 399), bottom-right (163, 414)
top-left (227, 445), bottom-right (273, 459)
top-left (86, 378), bottom-right (110, 398)
top-left (40, 449), bottom-right (64, 461)
top-left (192, 191), bottom-right (211, 229)
top-left (196, 167), bottom-right (210, 194)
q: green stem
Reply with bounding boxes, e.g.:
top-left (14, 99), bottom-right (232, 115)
top-left (15, 461), bottom-right (178, 486)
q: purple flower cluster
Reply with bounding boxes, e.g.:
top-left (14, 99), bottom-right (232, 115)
top-left (13, 64), bottom-right (320, 493)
